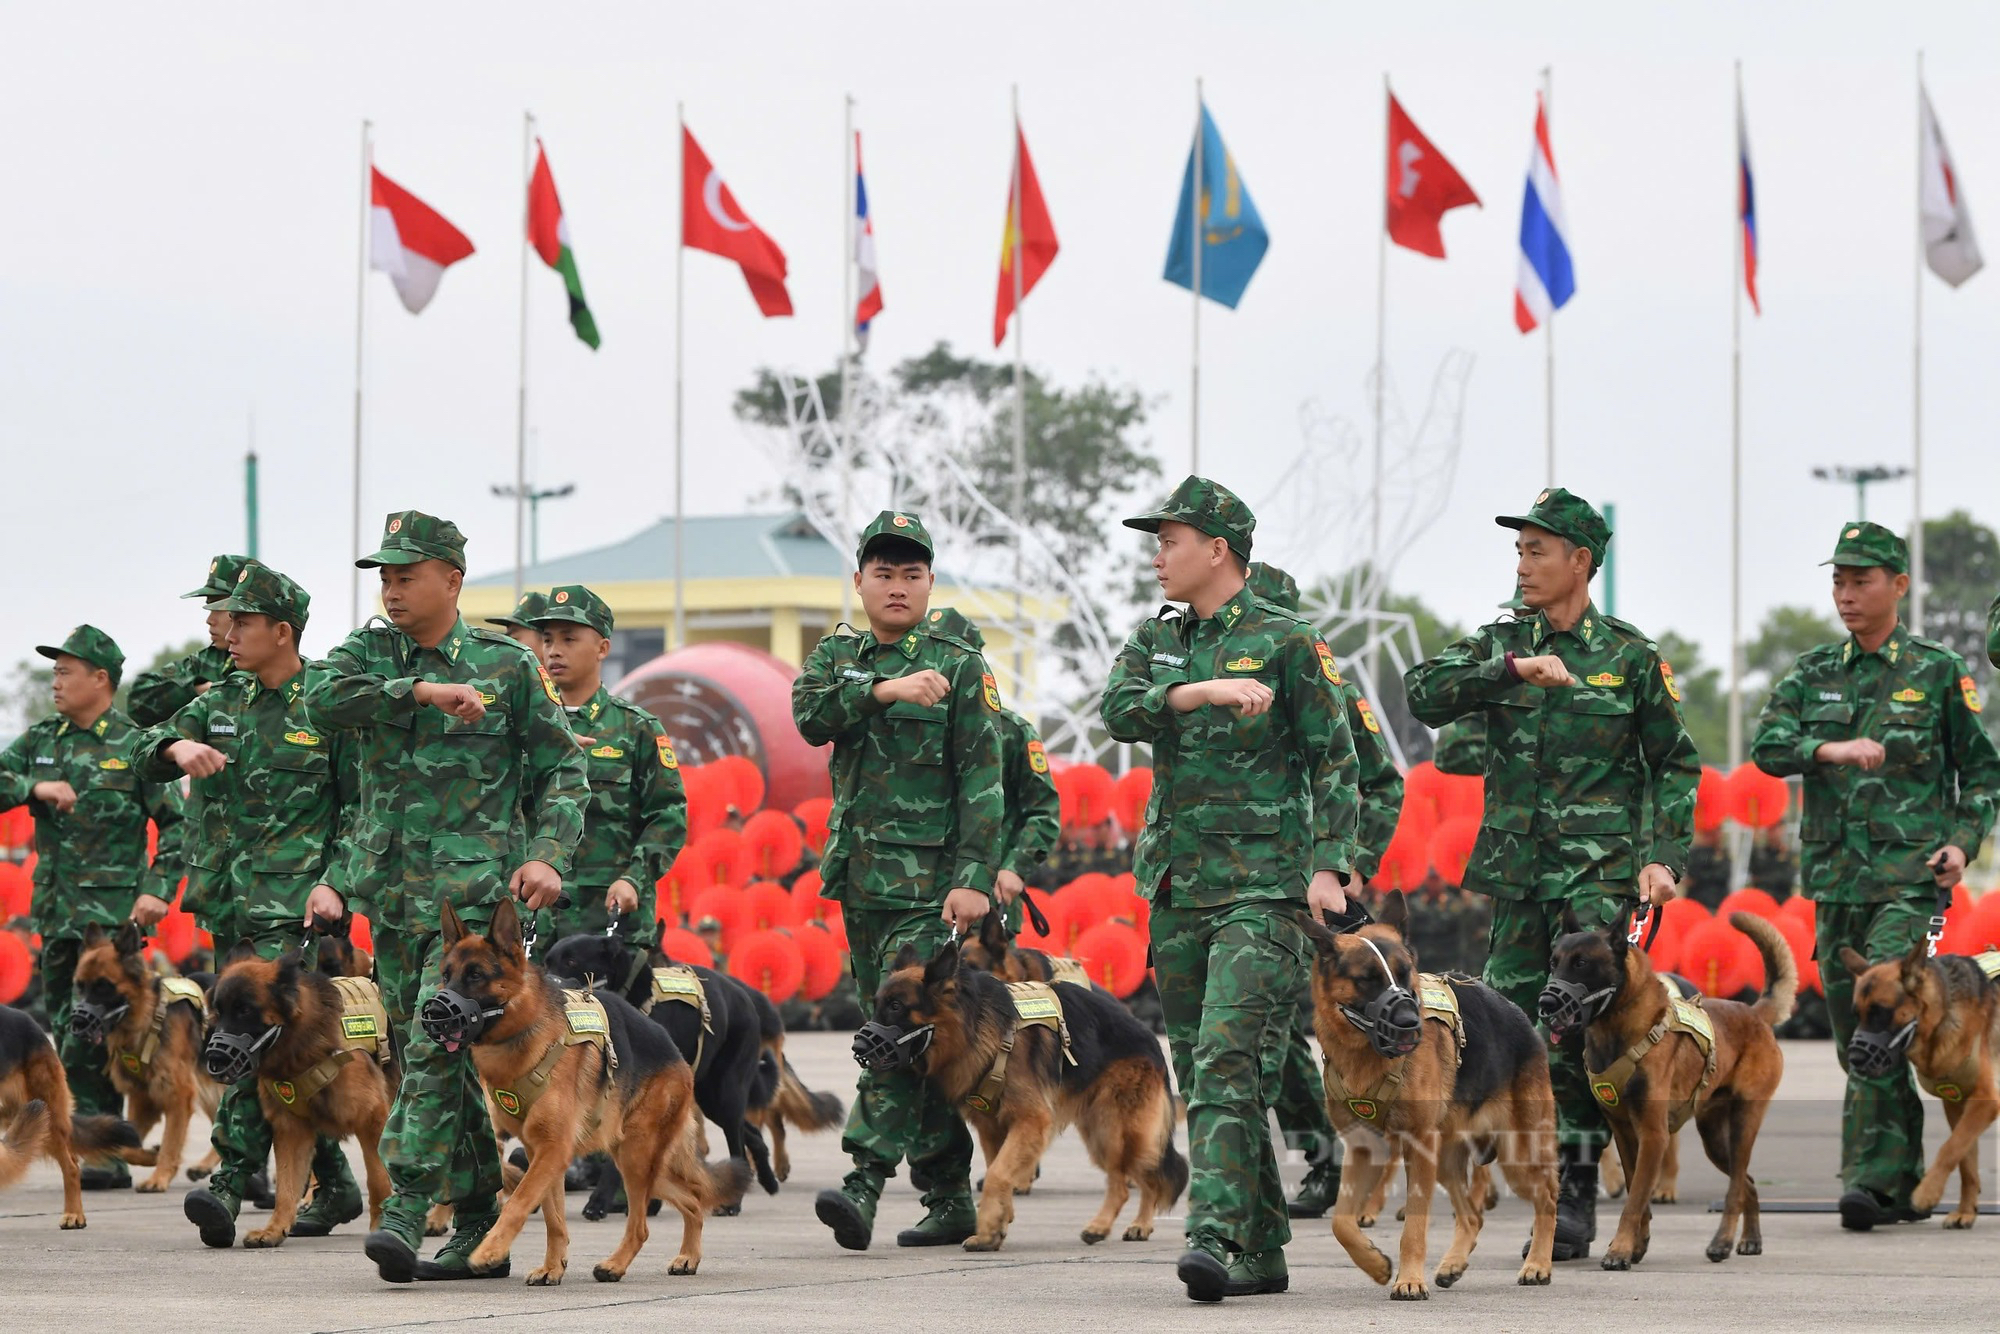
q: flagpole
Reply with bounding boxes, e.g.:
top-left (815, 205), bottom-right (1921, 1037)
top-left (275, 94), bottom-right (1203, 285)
top-left (1190, 76), bottom-right (1203, 475)
top-left (514, 110), bottom-right (534, 604)
top-left (1728, 62), bottom-right (1744, 773)
top-left (840, 95), bottom-right (855, 630)
top-left (1542, 66), bottom-right (1555, 485)
top-left (674, 102), bottom-right (687, 651)
top-left (1911, 51), bottom-right (1926, 635)
top-left (1370, 73), bottom-right (1390, 697)
top-left (1011, 85), bottom-right (1027, 695)
top-left (350, 119), bottom-right (372, 629)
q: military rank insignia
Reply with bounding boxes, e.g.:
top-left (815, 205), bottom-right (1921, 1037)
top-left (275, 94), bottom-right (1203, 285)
top-left (1892, 688), bottom-right (1925, 703)
top-left (1224, 656), bottom-right (1265, 673)
top-left (1962, 676), bottom-right (1983, 714)
top-left (1027, 739), bottom-right (1049, 774)
top-left (1315, 641), bottom-right (1341, 685)
top-left (537, 662), bottom-right (560, 703)
top-left (1660, 661), bottom-right (1681, 703)
top-left (656, 736), bottom-right (679, 770)
top-left (1585, 672), bottom-right (1625, 687)
top-left (1357, 699), bottom-right (1381, 734)
top-left (982, 673), bottom-right (1002, 712)
top-left (589, 744), bottom-right (625, 759)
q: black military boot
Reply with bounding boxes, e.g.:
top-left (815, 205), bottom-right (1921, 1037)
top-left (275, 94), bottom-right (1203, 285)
top-left (1550, 1143), bottom-right (1598, 1261)
top-left (1286, 1157), bottom-right (1341, 1219)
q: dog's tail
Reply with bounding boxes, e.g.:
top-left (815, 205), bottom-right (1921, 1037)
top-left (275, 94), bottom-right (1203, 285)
top-left (773, 1057), bottom-right (845, 1132)
top-left (659, 1115), bottom-right (755, 1215)
top-left (70, 1113), bottom-right (145, 1162)
top-left (0, 1100), bottom-right (51, 1190)
top-left (749, 1048), bottom-right (781, 1112)
top-left (1732, 911), bottom-right (1798, 1029)
top-left (1152, 1093), bottom-right (1189, 1208)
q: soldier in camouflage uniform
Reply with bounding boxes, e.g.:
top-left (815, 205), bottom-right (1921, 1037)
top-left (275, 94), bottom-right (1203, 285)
top-left (1405, 488), bottom-right (1698, 1261)
top-left (1241, 562), bottom-right (1405, 1221)
top-left (532, 584), bottom-right (687, 948)
top-left (1429, 589), bottom-right (1528, 778)
top-left (136, 563), bottom-right (368, 1246)
top-left (128, 555), bottom-right (252, 726)
top-left (1752, 521), bottom-right (2000, 1230)
top-left (923, 607), bottom-right (1061, 928)
top-left (486, 589), bottom-right (550, 662)
top-left (0, 626), bottom-right (187, 1188)
top-left (305, 511), bottom-right (587, 1283)
top-left (1102, 479), bottom-right (1359, 1302)
top-left (793, 511), bottom-right (1006, 1251)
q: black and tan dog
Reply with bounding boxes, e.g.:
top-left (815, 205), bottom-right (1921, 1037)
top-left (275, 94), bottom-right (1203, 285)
top-left (861, 943), bottom-right (1187, 1252)
top-left (0, 1003), bottom-right (142, 1227)
top-left (427, 902), bottom-right (750, 1284)
top-left (72, 923), bottom-right (222, 1190)
top-left (200, 951), bottom-right (397, 1246)
top-left (1543, 910), bottom-right (1794, 1268)
top-left (1304, 894), bottom-right (1559, 1299)
top-left (1841, 943), bottom-right (2000, 1229)
top-left (960, 909), bottom-right (1097, 989)
top-left (312, 913), bottom-right (376, 980)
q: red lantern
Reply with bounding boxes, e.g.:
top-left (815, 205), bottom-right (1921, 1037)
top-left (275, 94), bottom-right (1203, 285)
top-left (794, 924), bottom-right (845, 1002)
top-left (658, 926), bottom-right (715, 969)
top-left (152, 908), bottom-right (197, 966)
top-left (1426, 817), bottom-right (1482, 888)
top-left (1726, 764), bottom-right (1790, 828)
top-left (686, 829), bottom-right (752, 888)
top-left (1779, 894), bottom-right (1816, 939)
top-left (1717, 887), bottom-right (1781, 922)
top-left (1963, 891), bottom-right (2000, 955)
top-left (1693, 766), bottom-right (1729, 835)
top-left (1114, 768), bottom-right (1154, 835)
top-left (0, 862), bottom-right (30, 920)
top-left (686, 885), bottom-right (747, 952)
top-left (1436, 771), bottom-right (1485, 823)
top-left (655, 864), bottom-right (694, 926)
top-left (1681, 917), bottom-right (1759, 998)
top-left (729, 930), bottom-right (805, 1002)
top-left (742, 881), bottom-right (797, 933)
top-left (1054, 764), bottom-right (1116, 830)
top-left (709, 754), bottom-right (767, 815)
top-left (1072, 923), bottom-right (1149, 998)
top-left (1638, 910), bottom-right (1684, 976)
top-left (0, 931), bottom-right (30, 1004)
top-left (1659, 895), bottom-right (1713, 937)
top-left (1403, 761), bottom-right (1450, 826)
top-left (793, 797), bottom-right (834, 853)
top-left (740, 810), bottom-right (805, 881)
top-left (1372, 825), bottom-right (1431, 893)
top-left (348, 912), bottom-right (374, 956)
top-left (790, 869), bottom-right (828, 918)
top-left (681, 766), bottom-right (728, 843)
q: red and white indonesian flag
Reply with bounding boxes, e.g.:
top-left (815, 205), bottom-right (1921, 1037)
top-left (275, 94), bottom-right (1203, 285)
top-left (1920, 85), bottom-right (1982, 288)
top-left (370, 167), bottom-right (476, 313)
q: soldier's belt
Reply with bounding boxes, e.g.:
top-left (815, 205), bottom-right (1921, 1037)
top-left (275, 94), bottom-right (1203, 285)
top-left (964, 981), bottom-right (1077, 1114)
top-left (1586, 984), bottom-right (1717, 1132)
top-left (487, 990), bottom-right (619, 1136)
top-left (263, 976), bottom-right (393, 1120)
top-left (111, 976), bottom-right (207, 1080)
top-left (642, 966), bottom-right (713, 1070)
top-left (1323, 974), bottom-right (1466, 1126)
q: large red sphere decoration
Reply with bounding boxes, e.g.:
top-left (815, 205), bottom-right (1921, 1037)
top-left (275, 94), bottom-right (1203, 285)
top-left (1659, 895), bottom-right (1713, 937)
top-left (686, 829), bottom-right (752, 888)
top-left (1436, 771), bottom-right (1485, 823)
top-left (793, 924), bottom-right (845, 1002)
top-left (1114, 768), bottom-right (1154, 835)
top-left (680, 766), bottom-right (729, 843)
top-left (1717, 887), bottom-right (1781, 921)
top-left (0, 931), bottom-right (30, 1004)
top-left (740, 810), bottom-right (805, 881)
top-left (741, 881), bottom-right (797, 933)
top-left (1693, 766), bottom-right (1729, 835)
top-left (1681, 917), bottom-right (1759, 997)
top-left (709, 755), bottom-right (767, 815)
top-left (615, 641), bottom-right (830, 814)
top-left (1403, 761), bottom-right (1449, 826)
top-left (793, 797), bottom-right (834, 853)
top-left (1779, 894), bottom-right (1816, 939)
top-left (1727, 765), bottom-right (1790, 829)
top-left (1425, 817), bottom-right (1482, 888)
top-left (0, 862), bottom-right (30, 919)
top-left (730, 930), bottom-right (806, 1002)
top-left (1637, 910), bottom-right (1684, 976)
top-left (1072, 923), bottom-right (1149, 998)
top-left (1372, 825), bottom-right (1431, 893)
top-left (686, 885), bottom-right (747, 951)
top-left (658, 926), bottom-right (715, 969)
top-left (1055, 765), bottom-right (1117, 830)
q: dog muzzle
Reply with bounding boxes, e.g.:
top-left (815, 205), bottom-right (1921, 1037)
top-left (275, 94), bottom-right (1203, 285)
top-left (1847, 1019), bottom-right (1919, 1078)
top-left (1338, 934), bottom-right (1422, 1058)
top-left (420, 987), bottom-right (505, 1054)
top-left (68, 998), bottom-right (131, 1045)
top-left (1538, 977), bottom-right (1616, 1042)
top-left (203, 1024), bottom-right (282, 1084)
top-left (852, 1020), bottom-right (934, 1072)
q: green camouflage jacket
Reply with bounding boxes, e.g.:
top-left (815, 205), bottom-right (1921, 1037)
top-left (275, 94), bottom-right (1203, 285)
top-left (1344, 682), bottom-right (1404, 879)
top-left (792, 625), bottom-right (1005, 909)
top-left (1431, 716), bottom-right (1489, 776)
top-left (995, 708), bottom-right (1061, 880)
top-left (304, 616), bottom-right (587, 926)
top-left (1751, 624), bottom-right (2000, 903)
top-left (135, 662), bottom-right (357, 937)
top-left (1405, 604), bottom-right (1699, 902)
top-left (564, 684), bottom-right (688, 891)
top-left (127, 643), bottom-right (237, 727)
top-left (1101, 593), bottom-right (1359, 907)
top-left (0, 708), bottom-right (187, 933)
top-left (1988, 593), bottom-right (2000, 670)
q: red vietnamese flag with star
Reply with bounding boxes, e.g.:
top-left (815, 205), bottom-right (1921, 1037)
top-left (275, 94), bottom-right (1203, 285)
top-left (993, 122), bottom-right (1059, 346)
top-left (681, 126), bottom-right (792, 317)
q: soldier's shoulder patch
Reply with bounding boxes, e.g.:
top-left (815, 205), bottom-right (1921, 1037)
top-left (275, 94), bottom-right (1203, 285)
top-left (1962, 675), bottom-right (1983, 714)
top-left (1314, 640), bottom-right (1342, 685)
top-left (656, 735), bottom-right (679, 769)
top-left (981, 672), bottom-right (1002, 712)
top-left (1356, 698), bottom-right (1381, 734)
top-left (535, 662), bottom-right (560, 704)
top-left (1026, 738), bottom-right (1049, 773)
top-left (1659, 660), bottom-right (1682, 703)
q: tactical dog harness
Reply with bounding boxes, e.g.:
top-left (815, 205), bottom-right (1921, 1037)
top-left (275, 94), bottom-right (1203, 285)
top-left (110, 976), bottom-right (208, 1079)
top-left (1587, 978), bottom-right (1718, 1132)
top-left (488, 991), bottom-right (619, 1133)
top-left (641, 965), bottom-right (713, 1071)
top-left (963, 981), bottom-right (1077, 1115)
top-left (1916, 951), bottom-right (2000, 1102)
top-left (1046, 956), bottom-right (1092, 989)
top-left (1321, 974), bottom-right (1465, 1125)
top-left (262, 977), bottom-right (392, 1119)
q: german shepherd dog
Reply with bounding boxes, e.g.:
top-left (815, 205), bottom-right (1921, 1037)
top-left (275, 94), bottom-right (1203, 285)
top-left (1841, 942), bottom-right (2000, 1228)
top-left (431, 902), bottom-right (750, 1284)
top-left (959, 909), bottom-right (1097, 988)
top-left (543, 931), bottom-right (783, 1212)
top-left (1543, 911), bottom-right (1794, 1268)
top-left (1304, 894), bottom-right (1559, 1299)
top-left (312, 914), bottom-right (375, 980)
top-left (72, 923), bottom-right (222, 1190)
top-left (0, 1003), bottom-right (142, 1226)
top-left (740, 984), bottom-right (845, 1185)
top-left (865, 944), bottom-right (1187, 1252)
top-left (201, 951), bottom-right (396, 1246)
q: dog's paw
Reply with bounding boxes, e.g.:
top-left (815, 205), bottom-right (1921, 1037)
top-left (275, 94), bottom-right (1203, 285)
top-left (528, 1264), bottom-right (567, 1286)
top-left (1390, 1276), bottom-right (1429, 1301)
top-left (135, 1177), bottom-right (169, 1195)
top-left (1704, 1239), bottom-right (1732, 1264)
top-left (1945, 1211), bottom-right (1978, 1230)
top-left (1601, 1251), bottom-right (1633, 1272)
top-left (1911, 1179), bottom-right (1946, 1214)
top-left (581, 1204), bottom-right (607, 1222)
top-left (186, 1165), bottom-right (211, 1182)
top-left (1517, 1261), bottom-right (1552, 1286)
top-left (1434, 1261), bottom-right (1466, 1289)
top-left (1122, 1224), bottom-right (1152, 1242)
top-left (59, 1213), bottom-right (86, 1231)
top-left (962, 1233), bottom-right (1006, 1252)
top-left (668, 1254), bottom-right (699, 1276)
top-left (590, 1263), bottom-right (623, 1284)
top-left (1356, 1210), bottom-right (1378, 1229)
top-left (1652, 1187), bottom-right (1678, 1204)
top-left (1361, 1244), bottom-right (1392, 1285)
top-left (711, 1203), bottom-right (741, 1218)
top-left (243, 1227), bottom-right (287, 1249)
top-left (1736, 1238), bottom-right (1762, 1255)
top-left (1080, 1228), bottom-right (1107, 1245)
top-left (470, 1240), bottom-right (508, 1271)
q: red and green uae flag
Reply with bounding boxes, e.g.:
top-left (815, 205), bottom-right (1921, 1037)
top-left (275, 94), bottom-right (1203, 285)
top-left (528, 141), bottom-right (600, 348)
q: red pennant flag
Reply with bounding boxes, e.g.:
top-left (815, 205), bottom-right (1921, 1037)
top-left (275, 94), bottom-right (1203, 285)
top-left (1384, 93), bottom-right (1480, 259)
top-left (993, 124), bottom-right (1059, 346)
top-left (681, 126), bottom-right (792, 317)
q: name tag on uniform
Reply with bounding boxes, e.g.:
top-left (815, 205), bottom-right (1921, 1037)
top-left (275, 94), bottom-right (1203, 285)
top-left (1817, 691), bottom-right (1844, 702)
top-left (841, 668), bottom-right (872, 681)
top-left (32, 755), bottom-right (54, 765)
top-left (1151, 653), bottom-right (1187, 667)
top-left (208, 721), bottom-right (237, 736)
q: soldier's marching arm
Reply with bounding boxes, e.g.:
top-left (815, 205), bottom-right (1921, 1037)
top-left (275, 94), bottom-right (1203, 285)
top-left (944, 654), bottom-right (1006, 897)
top-left (1404, 625), bottom-right (1513, 729)
top-left (1747, 661), bottom-right (1817, 778)
top-left (1101, 619), bottom-right (1184, 743)
top-left (623, 708), bottom-right (689, 893)
top-left (1635, 644), bottom-right (1700, 874)
top-left (1940, 655), bottom-right (2000, 857)
top-left (507, 649), bottom-right (587, 874)
top-left (1291, 632), bottom-right (1360, 877)
top-left (1347, 684), bottom-right (1404, 876)
top-left (0, 727), bottom-right (42, 810)
top-left (140, 759), bottom-right (189, 903)
top-left (306, 630), bottom-right (420, 726)
top-left (1004, 716), bottom-right (1063, 879)
top-left (792, 635), bottom-right (884, 746)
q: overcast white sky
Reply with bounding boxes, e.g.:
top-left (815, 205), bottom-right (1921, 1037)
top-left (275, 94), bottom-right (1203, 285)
top-left (5, 1), bottom-right (1998, 687)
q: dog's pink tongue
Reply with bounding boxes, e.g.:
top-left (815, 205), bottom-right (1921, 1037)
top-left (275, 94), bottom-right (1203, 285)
top-left (444, 1038), bottom-right (461, 1052)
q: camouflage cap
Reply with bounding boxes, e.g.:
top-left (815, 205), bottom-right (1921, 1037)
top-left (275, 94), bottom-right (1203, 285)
top-left (487, 590), bottom-right (550, 632)
top-left (925, 606), bottom-right (985, 650)
top-left (1822, 520), bottom-right (1908, 574)
top-left (1124, 475), bottom-right (1255, 559)
top-left (356, 510), bottom-right (467, 571)
top-left (856, 510), bottom-right (935, 565)
top-left (1245, 562), bottom-right (1301, 613)
top-left (36, 624), bottom-right (126, 684)
top-left (1495, 486), bottom-right (1611, 573)
top-left (215, 561), bottom-right (311, 631)
top-left (533, 584), bottom-right (615, 637)
top-left (181, 553), bottom-right (254, 603)
top-left (1499, 583), bottom-right (1529, 612)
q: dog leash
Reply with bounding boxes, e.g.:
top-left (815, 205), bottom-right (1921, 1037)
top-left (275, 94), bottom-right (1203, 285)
top-left (1020, 891), bottom-right (1051, 938)
top-left (520, 894), bottom-right (572, 962)
top-left (1925, 867), bottom-right (1953, 959)
top-left (1626, 904), bottom-right (1663, 953)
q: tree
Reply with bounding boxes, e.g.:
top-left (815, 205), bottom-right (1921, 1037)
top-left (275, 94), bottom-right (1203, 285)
top-left (1655, 631), bottom-right (1726, 764)
top-left (1921, 509), bottom-right (2000, 678)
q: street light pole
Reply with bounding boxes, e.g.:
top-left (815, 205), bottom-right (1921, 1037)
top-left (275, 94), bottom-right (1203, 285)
top-left (491, 482), bottom-right (577, 567)
top-left (1810, 465), bottom-right (1910, 525)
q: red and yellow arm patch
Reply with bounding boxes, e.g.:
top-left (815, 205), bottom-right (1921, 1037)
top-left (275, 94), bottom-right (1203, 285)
top-left (1356, 698), bottom-right (1381, 734)
top-left (1026, 738), bottom-right (1049, 773)
top-left (1962, 675), bottom-right (1983, 714)
top-left (656, 735), bottom-right (680, 769)
top-left (1660, 661), bottom-right (1681, 703)
top-left (1314, 640), bottom-right (1342, 686)
top-left (981, 672), bottom-right (1002, 712)
top-left (536, 662), bottom-right (560, 704)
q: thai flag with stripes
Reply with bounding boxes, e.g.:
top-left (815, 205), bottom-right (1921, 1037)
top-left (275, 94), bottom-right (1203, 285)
top-left (1514, 93), bottom-right (1575, 333)
top-left (854, 131), bottom-right (883, 350)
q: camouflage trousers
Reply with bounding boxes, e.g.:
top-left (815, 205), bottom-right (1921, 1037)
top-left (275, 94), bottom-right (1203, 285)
top-left (37, 936), bottom-right (121, 1119)
top-left (535, 881), bottom-right (659, 954)
top-left (840, 905), bottom-right (973, 1189)
top-left (1269, 996), bottom-right (1338, 1165)
top-left (205, 923), bottom-right (358, 1206)
top-left (1150, 900), bottom-right (1308, 1257)
top-left (1482, 890), bottom-right (1627, 1153)
top-left (1818, 895), bottom-right (1930, 1202)
top-left (374, 909), bottom-right (503, 1227)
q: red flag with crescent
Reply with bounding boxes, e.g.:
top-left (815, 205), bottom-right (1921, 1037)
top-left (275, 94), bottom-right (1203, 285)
top-left (681, 125), bottom-right (792, 317)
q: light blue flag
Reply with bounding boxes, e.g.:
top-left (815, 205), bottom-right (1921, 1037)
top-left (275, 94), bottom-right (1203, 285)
top-left (1163, 103), bottom-right (1269, 309)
